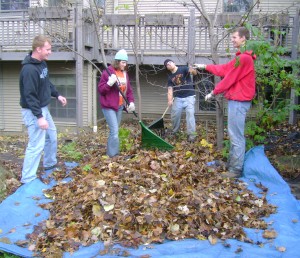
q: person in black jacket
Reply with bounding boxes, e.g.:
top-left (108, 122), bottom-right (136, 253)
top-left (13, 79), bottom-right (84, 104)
top-left (164, 59), bottom-right (198, 142)
top-left (19, 35), bottom-right (67, 184)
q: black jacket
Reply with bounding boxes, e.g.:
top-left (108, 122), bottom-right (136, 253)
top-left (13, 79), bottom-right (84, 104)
top-left (19, 53), bottom-right (59, 118)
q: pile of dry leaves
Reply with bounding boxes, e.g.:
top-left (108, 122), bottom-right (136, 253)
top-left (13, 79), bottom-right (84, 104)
top-left (22, 126), bottom-right (277, 257)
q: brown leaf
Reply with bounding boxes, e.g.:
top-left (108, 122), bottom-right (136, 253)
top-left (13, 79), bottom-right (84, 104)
top-left (0, 237), bottom-right (11, 244)
top-left (15, 240), bottom-right (29, 247)
top-left (276, 246), bottom-right (286, 252)
top-left (92, 204), bottom-right (102, 216)
top-left (263, 229), bottom-right (278, 239)
top-left (208, 235), bottom-right (218, 245)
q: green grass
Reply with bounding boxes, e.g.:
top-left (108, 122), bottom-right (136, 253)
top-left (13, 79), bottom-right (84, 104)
top-left (0, 251), bottom-right (21, 258)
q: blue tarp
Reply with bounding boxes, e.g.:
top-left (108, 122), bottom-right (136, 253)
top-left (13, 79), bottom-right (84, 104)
top-left (0, 146), bottom-right (300, 257)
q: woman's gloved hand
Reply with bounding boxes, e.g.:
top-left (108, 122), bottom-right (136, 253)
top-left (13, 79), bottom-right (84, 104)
top-left (127, 102), bottom-right (135, 112)
top-left (107, 74), bottom-right (117, 86)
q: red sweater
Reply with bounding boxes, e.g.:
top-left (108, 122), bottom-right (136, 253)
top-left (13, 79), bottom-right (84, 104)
top-left (206, 50), bottom-right (256, 101)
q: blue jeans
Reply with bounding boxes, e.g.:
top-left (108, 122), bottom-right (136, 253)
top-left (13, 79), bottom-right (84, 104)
top-left (171, 95), bottom-right (196, 137)
top-left (21, 106), bottom-right (57, 183)
top-left (102, 106), bottom-right (123, 157)
top-left (227, 100), bottom-right (251, 173)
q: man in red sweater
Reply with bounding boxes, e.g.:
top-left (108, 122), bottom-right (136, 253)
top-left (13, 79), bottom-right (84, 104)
top-left (194, 27), bottom-right (256, 178)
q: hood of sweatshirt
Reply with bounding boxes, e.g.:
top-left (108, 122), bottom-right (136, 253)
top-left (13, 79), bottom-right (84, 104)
top-left (236, 50), bottom-right (257, 60)
top-left (21, 52), bottom-right (43, 66)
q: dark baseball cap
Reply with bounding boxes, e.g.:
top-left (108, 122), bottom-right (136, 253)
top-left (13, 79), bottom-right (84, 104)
top-left (164, 59), bottom-right (174, 68)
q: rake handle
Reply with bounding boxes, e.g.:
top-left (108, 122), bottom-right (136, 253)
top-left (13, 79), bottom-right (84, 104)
top-left (162, 98), bottom-right (173, 118)
top-left (162, 105), bottom-right (170, 118)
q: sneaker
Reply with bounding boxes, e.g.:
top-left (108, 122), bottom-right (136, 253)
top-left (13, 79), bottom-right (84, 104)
top-left (51, 166), bottom-right (63, 172)
top-left (213, 160), bottom-right (226, 167)
top-left (166, 131), bottom-right (179, 140)
top-left (38, 173), bottom-right (50, 185)
top-left (124, 154), bottom-right (136, 160)
top-left (44, 164), bottom-right (56, 171)
top-left (44, 162), bottom-right (64, 172)
top-left (221, 169), bottom-right (241, 178)
top-left (187, 135), bottom-right (196, 143)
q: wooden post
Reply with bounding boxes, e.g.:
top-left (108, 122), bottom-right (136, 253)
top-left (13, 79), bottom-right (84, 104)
top-left (134, 0), bottom-right (142, 120)
top-left (75, 2), bottom-right (83, 128)
top-left (0, 62), bottom-right (3, 130)
top-left (188, 8), bottom-right (196, 65)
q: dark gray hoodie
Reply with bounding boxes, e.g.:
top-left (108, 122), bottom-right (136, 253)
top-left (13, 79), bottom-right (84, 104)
top-left (19, 53), bottom-right (59, 118)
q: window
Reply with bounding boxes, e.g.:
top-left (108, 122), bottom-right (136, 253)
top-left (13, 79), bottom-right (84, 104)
top-left (48, 0), bottom-right (64, 7)
top-left (49, 75), bottom-right (76, 122)
top-left (0, 0), bottom-right (29, 10)
top-left (95, 0), bottom-right (105, 8)
top-left (223, 0), bottom-right (252, 13)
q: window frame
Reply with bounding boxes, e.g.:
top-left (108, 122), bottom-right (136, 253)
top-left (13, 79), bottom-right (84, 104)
top-left (0, 0), bottom-right (29, 10)
top-left (49, 74), bottom-right (76, 122)
top-left (223, 0), bottom-right (253, 13)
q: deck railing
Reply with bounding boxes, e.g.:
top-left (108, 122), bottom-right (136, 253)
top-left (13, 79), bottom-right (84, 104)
top-left (99, 14), bottom-right (295, 56)
top-left (0, 9), bottom-right (74, 53)
top-left (0, 8), bottom-right (296, 60)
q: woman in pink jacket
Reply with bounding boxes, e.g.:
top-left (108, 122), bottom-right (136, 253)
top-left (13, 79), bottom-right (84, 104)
top-left (98, 49), bottom-right (135, 157)
top-left (194, 27), bottom-right (256, 178)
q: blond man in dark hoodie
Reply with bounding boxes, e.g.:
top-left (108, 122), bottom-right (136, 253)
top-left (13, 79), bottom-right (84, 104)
top-left (19, 35), bottom-right (67, 183)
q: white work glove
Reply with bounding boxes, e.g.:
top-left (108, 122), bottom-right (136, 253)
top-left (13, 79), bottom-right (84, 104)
top-left (205, 91), bottom-right (214, 101)
top-left (127, 102), bottom-right (135, 112)
top-left (107, 74), bottom-right (117, 86)
top-left (193, 64), bottom-right (206, 69)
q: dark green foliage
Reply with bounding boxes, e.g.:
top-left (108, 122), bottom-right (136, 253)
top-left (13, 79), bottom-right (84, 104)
top-left (119, 127), bottom-right (134, 151)
top-left (244, 24), bottom-right (299, 147)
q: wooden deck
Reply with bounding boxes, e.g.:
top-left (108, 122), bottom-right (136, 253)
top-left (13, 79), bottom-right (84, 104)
top-left (0, 8), bottom-right (297, 64)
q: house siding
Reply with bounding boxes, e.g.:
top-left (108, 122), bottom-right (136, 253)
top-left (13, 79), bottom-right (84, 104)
top-left (0, 61), bottom-right (95, 133)
top-left (0, 62), bottom-right (23, 132)
top-left (108, 0), bottom-right (220, 15)
top-left (130, 68), bottom-right (168, 115)
top-left (88, 63), bottom-right (100, 128)
top-left (108, 0), bottom-right (298, 17)
top-left (31, 0), bottom-right (48, 7)
top-left (107, 0), bottom-right (114, 14)
top-left (253, 1), bottom-right (299, 17)
top-left (83, 62), bottom-right (93, 127)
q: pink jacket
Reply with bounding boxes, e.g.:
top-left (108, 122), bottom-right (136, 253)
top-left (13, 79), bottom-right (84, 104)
top-left (206, 50), bottom-right (256, 101)
top-left (98, 65), bottom-right (134, 111)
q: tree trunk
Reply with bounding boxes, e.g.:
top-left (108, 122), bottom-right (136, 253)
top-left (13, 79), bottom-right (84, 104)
top-left (134, 0), bottom-right (142, 119)
top-left (210, 31), bottom-right (224, 150)
top-left (289, 7), bottom-right (299, 125)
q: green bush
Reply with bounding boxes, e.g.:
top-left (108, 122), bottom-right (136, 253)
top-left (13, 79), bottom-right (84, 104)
top-left (119, 127), bottom-right (134, 152)
top-left (244, 23), bottom-right (299, 145)
top-left (0, 251), bottom-right (20, 258)
top-left (60, 141), bottom-right (83, 161)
